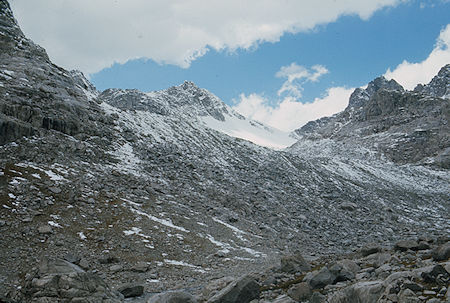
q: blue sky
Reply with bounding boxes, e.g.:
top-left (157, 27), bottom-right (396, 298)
top-left (91, 1), bottom-right (449, 105)
top-left (11, 0), bottom-right (450, 130)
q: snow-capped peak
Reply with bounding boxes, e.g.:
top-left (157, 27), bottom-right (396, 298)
top-left (100, 81), bottom-right (297, 149)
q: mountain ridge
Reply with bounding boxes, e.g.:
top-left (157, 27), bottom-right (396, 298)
top-left (0, 0), bottom-right (449, 302)
top-left (294, 65), bottom-right (450, 167)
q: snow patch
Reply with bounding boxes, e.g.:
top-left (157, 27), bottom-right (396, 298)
top-left (10, 177), bottom-right (27, 185)
top-left (205, 234), bottom-right (232, 254)
top-left (239, 246), bottom-right (266, 258)
top-left (129, 206), bottom-right (189, 232)
top-left (109, 142), bottom-right (142, 176)
top-left (164, 259), bottom-right (207, 273)
top-left (48, 221), bottom-right (62, 228)
top-left (44, 170), bottom-right (67, 181)
top-left (202, 114), bottom-right (297, 150)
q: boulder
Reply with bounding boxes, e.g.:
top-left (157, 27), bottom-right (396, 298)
top-left (38, 258), bottom-right (84, 275)
top-left (360, 243), bottom-right (381, 257)
top-left (207, 275), bottom-right (260, 303)
top-left (329, 280), bottom-right (384, 303)
top-left (395, 240), bottom-right (419, 252)
top-left (38, 225), bottom-right (52, 234)
top-left (397, 288), bottom-right (420, 303)
top-left (118, 283), bottom-right (144, 298)
top-left (432, 241), bottom-right (450, 261)
top-left (421, 264), bottom-right (450, 284)
top-left (19, 258), bottom-right (122, 302)
top-left (64, 253), bottom-right (81, 264)
top-left (329, 263), bottom-right (355, 282)
top-left (338, 259), bottom-right (360, 274)
top-left (109, 264), bottom-right (123, 273)
top-left (309, 292), bottom-right (326, 303)
top-left (202, 276), bottom-right (235, 301)
top-left (280, 252), bottom-right (311, 273)
top-left (287, 282), bottom-right (311, 301)
top-left (132, 261), bottom-right (149, 272)
top-left (309, 267), bottom-right (336, 289)
top-left (148, 291), bottom-right (198, 303)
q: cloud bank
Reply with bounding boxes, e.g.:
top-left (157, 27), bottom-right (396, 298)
top-left (10, 0), bottom-right (403, 74)
top-left (233, 86), bottom-right (353, 132)
top-left (384, 24), bottom-right (450, 89)
top-left (233, 23), bottom-right (450, 132)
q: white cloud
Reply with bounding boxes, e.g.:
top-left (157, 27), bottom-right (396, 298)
top-left (276, 63), bottom-right (329, 98)
top-left (9, 0), bottom-right (404, 74)
top-left (233, 87), bottom-right (353, 132)
top-left (384, 23), bottom-right (450, 89)
top-left (233, 20), bottom-right (450, 133)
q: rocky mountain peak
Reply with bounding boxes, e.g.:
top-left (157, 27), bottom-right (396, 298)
top-left (366, 76), bottom-right (404, 95)
top-left (347, 76), bottom-right (404, 109)
top-left (414, 64), bottom-right (450, 98)
top-left (0, 0), bottom-right (24, 51)
top-left (181, 80), bottom-right (199, 90)
top-left (0, 0), bottom-right (48, 60)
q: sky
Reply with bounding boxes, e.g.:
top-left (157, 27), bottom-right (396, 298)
top-left (9, 0), bottom-right (450, 132)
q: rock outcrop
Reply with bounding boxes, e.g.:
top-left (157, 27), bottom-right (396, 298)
top-left (13, 259), bottom-right (122, 302)
top-left (293, 66), bottom-right (450, 167)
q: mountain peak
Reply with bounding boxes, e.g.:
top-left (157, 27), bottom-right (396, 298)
top-left (181, 80), bottom-right (199, 90)
top-left (0, 0), bottom-right (24, 44)
top-left (414, 64), bottom-right (450, 98)
top-left (437, 63), bottom-right (450, 77)
top-left (347, 76), bottom-right (404, 109)
top-left (366, 76), bottom-right (404, 96)
top-left (0, 0), bottom-right (49, 60)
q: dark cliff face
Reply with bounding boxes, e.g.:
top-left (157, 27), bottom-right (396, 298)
top-left (0, 0), bottom-right (48, 60)
top-left (0, 0), bottom-right (115, 145)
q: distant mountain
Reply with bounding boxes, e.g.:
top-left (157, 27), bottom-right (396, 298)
top-left (0, 1), bottom-right (448, 302)
top-left (293, 66), bottom-right (450, 168)
top-left (99, 81), bottom-right (297, 150)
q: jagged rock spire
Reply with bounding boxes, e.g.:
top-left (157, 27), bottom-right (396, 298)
top-left (414, 64), bottom-right (450, 98)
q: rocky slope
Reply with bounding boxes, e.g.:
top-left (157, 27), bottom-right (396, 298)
top-left (0, 0), bottom-right (449, 302)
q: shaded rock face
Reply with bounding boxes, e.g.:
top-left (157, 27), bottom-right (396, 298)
top-left (0, 0), bottom-right (113, 145)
